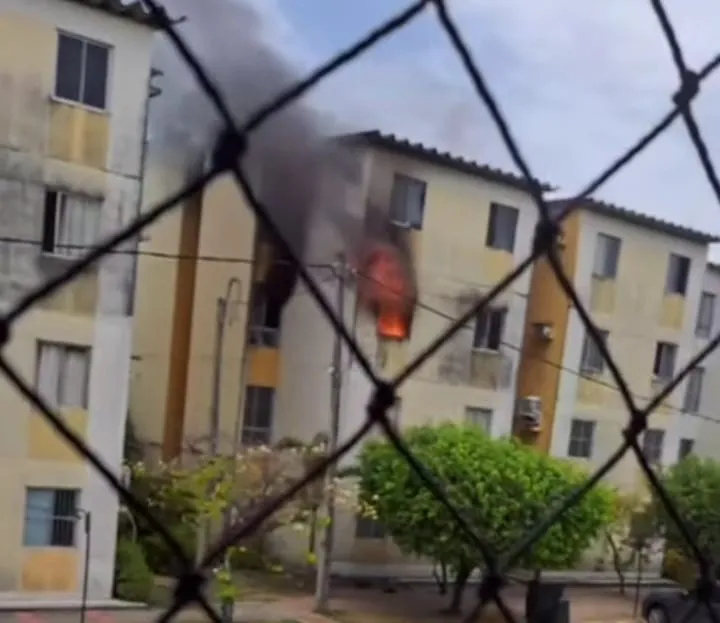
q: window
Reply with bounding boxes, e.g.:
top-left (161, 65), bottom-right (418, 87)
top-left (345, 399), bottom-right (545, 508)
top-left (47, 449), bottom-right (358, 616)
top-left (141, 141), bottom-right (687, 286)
top-left (653, 341), bottom-right (677, 381)
top-left (642, 429), bottom-right (665, 465)
top-left (592, 233), bottom-right (621, 279)
top-left (472, 308), bottom-right (506, 351)
top-left (24, 488), bottom-right (79, 547)
top-left (683, 367), bottom-right (704, 414)
top-left (665, 254), bottom-right (691, 296)
top-left (389, 174), bottom-right (426, 230)
top-left (241, 386), bottom-right (274, 445)
top-left (355, 514), bottom-right (386, 539)
top-left (678, 438), bottom-right (695, 461)
top-left (249, 285), bottom-right (281, 347)
top-left (36, 342), bottom-right (91, 409)
top-left (41, 190), bottom-right (101, 258)
top-left (696, 291), bottom-right (716, 338)
top-left (567, 419), bottom-right (595, 459)
top-left (54, 32), bottom-right (110, 109)
top-left (465, 407), bottom-right (492, 434)
top-left (485, 203), bottom-right (519, 253)
top-left (580, 329), bottom-right (609, 375)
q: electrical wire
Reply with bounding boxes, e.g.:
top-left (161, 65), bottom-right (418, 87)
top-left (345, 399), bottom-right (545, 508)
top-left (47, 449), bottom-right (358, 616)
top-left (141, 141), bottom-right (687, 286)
top-left (4, 234), bottom-right (715, 425)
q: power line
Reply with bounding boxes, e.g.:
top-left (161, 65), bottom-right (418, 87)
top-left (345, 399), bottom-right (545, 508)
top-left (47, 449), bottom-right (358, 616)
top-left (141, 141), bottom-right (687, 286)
top-left (4, 233), bottom-right (713, 425)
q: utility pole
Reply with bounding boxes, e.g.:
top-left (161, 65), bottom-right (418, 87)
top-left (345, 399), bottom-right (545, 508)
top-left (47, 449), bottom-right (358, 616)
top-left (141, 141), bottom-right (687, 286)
top-left (199, 277), bottom-right (241, 567)
top-left (314, 255), bottom-right (346, 613)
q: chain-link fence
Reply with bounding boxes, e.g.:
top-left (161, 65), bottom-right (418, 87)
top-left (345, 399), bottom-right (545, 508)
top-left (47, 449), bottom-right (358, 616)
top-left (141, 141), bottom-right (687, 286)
top-left (8, 0), bottom-right (720, 622)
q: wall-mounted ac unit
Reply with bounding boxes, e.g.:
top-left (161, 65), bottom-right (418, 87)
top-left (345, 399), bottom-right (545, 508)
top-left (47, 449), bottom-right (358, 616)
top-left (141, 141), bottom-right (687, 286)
top-left (516, 395), bottom-right (542, 430)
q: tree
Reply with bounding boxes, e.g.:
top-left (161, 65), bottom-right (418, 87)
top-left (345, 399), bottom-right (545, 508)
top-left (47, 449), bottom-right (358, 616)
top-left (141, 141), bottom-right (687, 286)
top-left (357, 423), bottom-right (616, 613)
top-left (656, 455), bottom-right (720, 564)
top-left (127, 438), bottom-right (359, 600)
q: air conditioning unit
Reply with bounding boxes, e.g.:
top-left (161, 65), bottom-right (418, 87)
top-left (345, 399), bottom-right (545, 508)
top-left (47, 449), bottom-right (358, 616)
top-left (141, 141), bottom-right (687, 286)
top-left (516, 396), bottom-right (542, 431)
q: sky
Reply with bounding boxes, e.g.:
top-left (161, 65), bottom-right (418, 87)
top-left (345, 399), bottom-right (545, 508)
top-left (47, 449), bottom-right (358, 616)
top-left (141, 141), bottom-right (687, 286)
top-left (153, 0), bottom-right (720, 245)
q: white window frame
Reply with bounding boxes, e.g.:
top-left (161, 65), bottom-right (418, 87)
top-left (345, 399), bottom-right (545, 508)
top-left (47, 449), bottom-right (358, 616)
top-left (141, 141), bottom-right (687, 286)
top-left (642, 429), bottom-right (665, 465)
top-left (683, 367), bottom-right (704, 414)
top-left (696, 291), bottom-right (716, 338)
top-left (54, 31), bottom-right (112, 111)
top-left (240, 386), bottom-right (274, 446)
top-left (472, 307), bottom-right (507, 352)
top-left (389, 173), bottom-right (426, 230)
top-left (41, 189), bottom-right (101, 259)
top-left (665, 253), bottom-right (691, 296)
top-left (23, 487), bottom-right (79, 548)
top-left (486, 202), bottom-right (519, 253)
top-left (464, 406), bottom-right (492, 434)
top-left (567, 419), bottom-right (595, 459)
top-left (36, 341), bottom-right (91, 409)
top-left (653, 341), bottom-right (677, 381)
top-left (678, 438), bottom-right (694, 461)
top-left (580, 329), bottom-right (608, 375)
top-left (592, 233), bottom-right (621, 279)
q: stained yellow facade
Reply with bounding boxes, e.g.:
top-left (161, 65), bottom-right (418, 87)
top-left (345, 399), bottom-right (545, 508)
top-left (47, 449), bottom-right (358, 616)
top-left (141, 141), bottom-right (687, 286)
top-left (21, 550), bottom-right (79, 592)
top-left (27, 408), bottom-right (88, 462)
top-left (515, 213), bottom-right (581, 452)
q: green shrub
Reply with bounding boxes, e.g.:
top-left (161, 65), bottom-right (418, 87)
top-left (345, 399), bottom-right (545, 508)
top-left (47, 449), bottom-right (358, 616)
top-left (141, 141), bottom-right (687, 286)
top-left (662, 548), bottom-right (697, 590)
top-left (140, 523), bottom-right (196, 576)
top-left (114, 537), bottom-right (154, 603)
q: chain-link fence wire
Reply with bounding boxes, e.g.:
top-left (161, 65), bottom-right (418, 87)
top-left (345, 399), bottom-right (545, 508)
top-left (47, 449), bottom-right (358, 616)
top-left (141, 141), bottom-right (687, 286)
top-left (6, 0), bottom-right (720, 621)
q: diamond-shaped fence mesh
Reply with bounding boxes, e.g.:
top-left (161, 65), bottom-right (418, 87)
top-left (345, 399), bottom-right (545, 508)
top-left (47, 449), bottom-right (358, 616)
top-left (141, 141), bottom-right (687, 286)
top-left (7, 0), bottom-right (720, 622)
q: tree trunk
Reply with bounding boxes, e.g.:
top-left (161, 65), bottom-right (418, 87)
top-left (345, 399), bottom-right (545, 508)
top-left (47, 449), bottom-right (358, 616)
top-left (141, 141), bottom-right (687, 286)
top-left (442, 562), bottom-right (472, 615)
top-left (606, 533), bottom-right (627, 595)
top-left (433, 561), bottom-right (448, 595)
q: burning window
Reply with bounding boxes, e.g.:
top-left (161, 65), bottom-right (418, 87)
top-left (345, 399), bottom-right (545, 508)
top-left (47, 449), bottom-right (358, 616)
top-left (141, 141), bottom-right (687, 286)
top-left (249, 283), bottom-right (281, 347)
top-left (356, 242), bottom-right (414, 342)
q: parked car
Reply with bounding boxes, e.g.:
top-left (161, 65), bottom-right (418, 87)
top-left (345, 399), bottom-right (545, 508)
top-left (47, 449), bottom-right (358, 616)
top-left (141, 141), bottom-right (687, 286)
top-left (643, 585), bottom-right (720, 623)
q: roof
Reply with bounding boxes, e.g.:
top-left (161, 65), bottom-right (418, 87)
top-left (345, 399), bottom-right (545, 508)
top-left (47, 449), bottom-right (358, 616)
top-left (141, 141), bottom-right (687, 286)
top-left (550, 197), bottom-right (720, 245)
top-left (339, 130), bottom-right (554, 194)
top-left (65, 0), bottom-right (158, 28)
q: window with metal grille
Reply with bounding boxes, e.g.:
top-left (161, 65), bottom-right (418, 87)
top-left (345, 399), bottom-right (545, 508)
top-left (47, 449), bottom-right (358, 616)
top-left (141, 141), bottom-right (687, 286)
top-left (23, 488), bottom-right (79, 547)
top-left (567, 419), bottom-right (595, 458)
top-left (696, 291), bottom-right (716, 338)
top-left (592, 233), bottom-right (621, 279)
top-left (642, 429), bottom-right (665, 465)
top-left (36, 341), bottom-right (91, 409)
top-left (653, 341), bottom-right (677, 381)
top-left (241, 386), bottom-right (274, 445)
top-left (41, 189), bottom-right (101, 259)
top-left (683, 367), bottom-right (704, 414)
top-left (678, 438), bottom-right (695, 461)
top-left (389, 174), bottom-right (426, 230)
top-left (248, 284), bottom-right (281, 347)
top-left (665, 253), bottom-right (691, 296)
top-left (355, 514), bottom-right (386, 539)
top-left (473, 307), bottom-right (506, 351)
top-left (486, 203), bottom-right (519, 253)
top-left (580, 329), bottom-right (609, 375)
top-left (465, 406), bottom-right (492, 434)
top-left (54, 32), bottom-right (111, 110)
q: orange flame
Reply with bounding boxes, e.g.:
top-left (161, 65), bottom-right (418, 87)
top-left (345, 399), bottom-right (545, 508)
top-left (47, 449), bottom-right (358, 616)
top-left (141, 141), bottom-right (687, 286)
top-left (357, 243), bottom-right (413, 341)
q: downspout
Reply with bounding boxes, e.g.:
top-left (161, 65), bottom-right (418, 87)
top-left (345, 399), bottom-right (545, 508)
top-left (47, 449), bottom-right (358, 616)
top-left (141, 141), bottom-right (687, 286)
top-left (126, 67), bottom-right (162, 316)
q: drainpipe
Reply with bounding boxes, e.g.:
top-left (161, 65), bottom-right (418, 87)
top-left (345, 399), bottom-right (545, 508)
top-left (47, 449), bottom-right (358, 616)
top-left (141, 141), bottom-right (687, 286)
top-left (126, 67), bottom-right (162, 316)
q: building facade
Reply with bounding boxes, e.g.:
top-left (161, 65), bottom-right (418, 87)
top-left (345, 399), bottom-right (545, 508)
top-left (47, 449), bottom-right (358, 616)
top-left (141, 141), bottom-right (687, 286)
top-left (0, 0), bottom-right (154, 596)
top-left (516, 199), bottom-right (718, 490)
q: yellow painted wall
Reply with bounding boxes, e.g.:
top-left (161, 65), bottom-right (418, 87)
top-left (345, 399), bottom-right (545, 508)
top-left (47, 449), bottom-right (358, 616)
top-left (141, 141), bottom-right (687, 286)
top-left (515, 213), bottom-right (581, 452)
top-left (132, 167), bottom-right (259, 457)
top-left (27, 408), bottom-right (88, 462)
top-left (21, 550), bottom-right (78, 592)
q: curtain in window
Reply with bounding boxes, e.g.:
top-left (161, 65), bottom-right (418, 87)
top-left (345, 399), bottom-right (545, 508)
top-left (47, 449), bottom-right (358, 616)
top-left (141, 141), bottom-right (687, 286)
top-left (57, 196), bottom-right (100, 258)
top-left (24, 489), bottom-right (54, 546)
top-left (37, 343), bottom-right (61, 407)
top-left (63, 349), bottom-right (88, 408)
top-left (494, 208), bottom-right (517, 252)
top-left (593, 235), bottom-right (619, 277)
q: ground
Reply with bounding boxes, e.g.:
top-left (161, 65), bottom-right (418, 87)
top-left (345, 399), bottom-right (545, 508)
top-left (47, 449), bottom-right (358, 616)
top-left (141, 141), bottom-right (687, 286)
top-left (0, 578), bottom-right (660, 623)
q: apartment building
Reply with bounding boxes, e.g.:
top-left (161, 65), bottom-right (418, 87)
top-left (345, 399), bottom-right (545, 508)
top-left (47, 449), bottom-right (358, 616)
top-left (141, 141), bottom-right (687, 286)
top-left (269, 131), bottom-right (548, 573)
top-left (692, 263), bottom-right (720, 460)
top-left (516, 198), bottom-right (718, 490)
top-left (0, 0), bottom-right (155, 596)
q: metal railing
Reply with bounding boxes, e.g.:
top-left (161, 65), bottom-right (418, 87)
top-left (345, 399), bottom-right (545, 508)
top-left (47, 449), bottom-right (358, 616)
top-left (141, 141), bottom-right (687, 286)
top-left (5, 1), bottom-right (720, 623)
